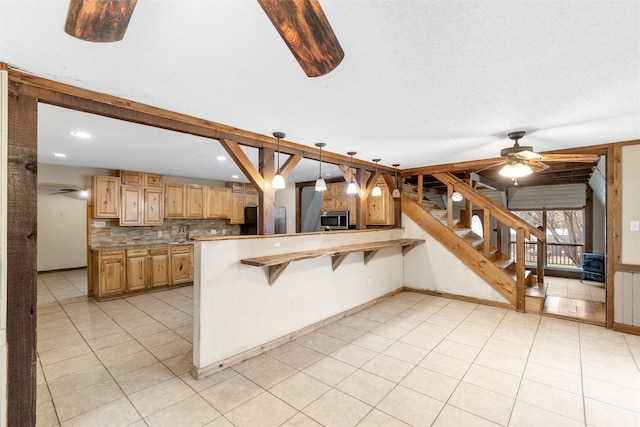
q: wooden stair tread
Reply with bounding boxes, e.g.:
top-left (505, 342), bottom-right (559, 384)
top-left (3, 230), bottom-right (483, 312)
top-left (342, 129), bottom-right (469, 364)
top-left (493, 258), bottom-right (515, 270)
top-left (525, 281), bottom-right (547, 298)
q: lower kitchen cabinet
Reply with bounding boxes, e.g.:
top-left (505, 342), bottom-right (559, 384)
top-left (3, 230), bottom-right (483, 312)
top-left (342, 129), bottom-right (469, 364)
top-left (91, 244), bottom-right (192, 300)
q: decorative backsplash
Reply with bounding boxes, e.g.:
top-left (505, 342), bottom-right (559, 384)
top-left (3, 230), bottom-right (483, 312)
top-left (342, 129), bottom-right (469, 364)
top-left (90, 218), bottom-right (240, 248)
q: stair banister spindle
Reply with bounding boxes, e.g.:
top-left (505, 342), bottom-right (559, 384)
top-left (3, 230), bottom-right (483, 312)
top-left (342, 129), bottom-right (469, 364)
top-left (446, 184), bottom-right (454, 229)
top-left (516, 227), bottom-right (526, 312)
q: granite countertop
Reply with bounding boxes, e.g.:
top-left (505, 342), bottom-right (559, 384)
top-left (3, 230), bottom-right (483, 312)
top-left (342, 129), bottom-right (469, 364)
top-left (90, 242), bottom-right (193, 251)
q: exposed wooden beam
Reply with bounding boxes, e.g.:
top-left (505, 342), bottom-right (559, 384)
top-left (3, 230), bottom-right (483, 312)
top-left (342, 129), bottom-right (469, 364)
top-left (65, 0), bottom-right (138, 43)
top-left (219, 139), bottom-right (264, 192)
top-left (278, 154), bottom-right (302, 180)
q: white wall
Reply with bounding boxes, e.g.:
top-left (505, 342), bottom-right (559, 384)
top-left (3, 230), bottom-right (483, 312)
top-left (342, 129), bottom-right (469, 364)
top-left (274, 186), bottom-right (296, 234)
top-left (194, 229), bottom-right (404, 372)
top-left (402, 213), bottom-right (510, 304)
top-left (621, 144), bottom-right (640, 265)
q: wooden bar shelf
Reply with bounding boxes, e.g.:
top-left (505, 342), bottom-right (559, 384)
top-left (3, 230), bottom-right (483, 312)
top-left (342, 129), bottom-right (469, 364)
top-left (240, 239), bottom-right (425, 285)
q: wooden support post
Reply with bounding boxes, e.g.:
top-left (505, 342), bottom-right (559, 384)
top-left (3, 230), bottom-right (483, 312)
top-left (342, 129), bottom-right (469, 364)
top-left (496, 221), bottom-right (503, 255)
top-left (516, 228), bottom-right (526, 312)
top-left (6, 86), bottom-right (38, 425)
top-left (355, 168), bottom-right (367, 229)
top-left (463, 174), bottom-right (473, 228)
top-left (483, 209), bottom-right (491, 259)
top-left (259, 147), bottom-right (276, 235)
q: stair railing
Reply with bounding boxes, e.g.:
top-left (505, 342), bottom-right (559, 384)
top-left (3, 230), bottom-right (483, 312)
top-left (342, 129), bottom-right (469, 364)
top-left (430, 173), bottom-right (546, 311)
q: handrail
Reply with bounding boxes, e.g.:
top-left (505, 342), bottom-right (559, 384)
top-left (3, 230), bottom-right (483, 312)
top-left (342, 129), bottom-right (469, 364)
top-left (432, 172), bottom-right (546, 242)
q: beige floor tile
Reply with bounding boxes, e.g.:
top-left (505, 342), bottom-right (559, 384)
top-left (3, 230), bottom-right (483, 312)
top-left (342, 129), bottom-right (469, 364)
top-left (354, 308), bottom-right (395, 323)
top-left (522, 361), bottom-right (582, 395)
top-left (330, 343), bottom-right (378, 367)
top-left (582, 376), bottom-right (640, 412)
top-left (475, 349), bottom-right (527, 376)
top-left (369, 324), bottom-right (409, 341)
top-left (509, 400), bottom-right (584, 427)
top-left (419, 351), bottom-right (471, 380)
top-left (272, 344), bottom-right (324, 370)
top-left (94, 340), bottom-right (146, 363)
top-left (413, 321), bottom-right (454, 339)
top-left (203, 416), bottom-right (234, 426)
top-left (382, 341), bottom-right (429, 364)
top-left (527, 348), bottom-right (581, 375)
top-left (433, 339), bottom-right (482, 362)
top-left (36, 397), bottom-right (59, 427)
top-left (584, 397), bottom-right (640, 427)
top-left (48, 365), bottom-right (111, 399)
top-left (433, 404), bottom-right (501, 427)
top-left (144, 394), bottom-right (220, 427)
top-left (128, 377), bottom-right (195, 417)
top-left (338, 316), bottom-right (381, 332)
top-left (200, 374), bottom-right (264, 414)
top-left (300, 334), bottom-right (347, 355)
top-left (102, 350), bottom-right (159, 377)
top-left (38, 332), bottom-right (85, 353)
top-left (136, 330), bottom-right (182, 349)
top-left (42, 353), bottom-right (101, 382)
top-left (151, 310), bottom-right (192, 330)
top-left (336, 369), bottom-right (395, 406)
top-left (39, 343), bottom-right (93, 366)
top-left (581, 360), bottom-right (640, 390)
top-left (61, 397), bottom-right (140, 427)
top-left (114, 362), bottom-right (175, 394)
top-left (398, 330), bottom-right (442, 351)
top-left (52, 379), bottom-right (123, 422)
top-left (516, 379), bottom-right (584, 423)
top-left (163, 350), bottom-right (193, 375)
top-left (377, 385), bottom-right (444, 426)
top-left (351, 332), bottom-right (394, 352)
top-left (426, 313), bottom-right (463, 329)
top-left (386, 316), bottom-right (421, 331)
top-left (303, 388), bottom-right (372, 427)
top-left (361, 353), bottom-right (413, 383)
top-left (241, 357), bottom-right (297, 389)
top-left (147, 338), bottom-right (192, 361)
top-left (303, 356), bottom-right (356, 386)
top-left (225, 392), bottom-right (297, 427)
top-left (270, 372), bottom-right (331, 410)
top-left (280, 412), bottom-right (323, 427)
top-left (357, 409), bottom-right (409, 426)
top-left (318, 323), bottom-right (366, 341)
top-left (484, 337), bottom-right (531, 360)
top-left (179, 369), bottom-right (237, 393)
top-left (400, 366), bottom-right (459, 402)
top-left (449, 382), bottom-right (514, 425)
top-left (231, 353), bottom-right (271, 374)
top-left (85, 331), bottom-right (134, 351)
top-left (463, 364), bottom-right (521, 398)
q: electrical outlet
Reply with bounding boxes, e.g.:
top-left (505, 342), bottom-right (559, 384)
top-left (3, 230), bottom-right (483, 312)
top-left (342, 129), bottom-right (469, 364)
top-left (291, 300), bottom-right (298, 311)
top-left (157, 231), bottom-right (162, 237)
top-left (631, 220), bottom-right (640, 232)
top-left (211, 229), bottom-right (217, 235)
top-left (93, 220), bottom-right (106, 228)
top-left (367, 277), bottom-right (372, 286)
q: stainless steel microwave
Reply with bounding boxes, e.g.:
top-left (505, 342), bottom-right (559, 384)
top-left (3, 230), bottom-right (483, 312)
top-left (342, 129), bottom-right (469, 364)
top-left (320, 210), bottom-right (349, 230)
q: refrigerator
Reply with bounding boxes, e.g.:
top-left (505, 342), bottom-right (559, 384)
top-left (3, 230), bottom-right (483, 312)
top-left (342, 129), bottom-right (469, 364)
top-left (240, 206), bottom-right (258, 235)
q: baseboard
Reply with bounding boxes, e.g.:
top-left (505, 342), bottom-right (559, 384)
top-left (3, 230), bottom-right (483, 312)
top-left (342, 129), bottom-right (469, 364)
top-left (37, 266), bottom-right (87, 274)
top-left (613, 322), bottom-right (640, 336)
top-left (191, 287), bottom-right (404, 380)
top-left (401, 286), bottom-right (515, 311)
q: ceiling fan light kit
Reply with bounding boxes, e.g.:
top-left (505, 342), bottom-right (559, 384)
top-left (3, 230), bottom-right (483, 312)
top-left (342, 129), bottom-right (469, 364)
top-left (346, 151), bottom-right (358, 194)
top-left (372, 159), bottom-right (382, 197)
top-left (315, 142), bottom-right (327, 192)
top-left (272, 131), bottom-right (286, 189)
top-left (451, 191), bottom-right (463, 202)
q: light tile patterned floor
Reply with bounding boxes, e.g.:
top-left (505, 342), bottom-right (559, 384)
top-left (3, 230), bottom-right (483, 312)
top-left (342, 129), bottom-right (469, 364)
top-left (545, 276), bottom-right (606, 303)
top-left (36, 270), bottom-right (640, 426)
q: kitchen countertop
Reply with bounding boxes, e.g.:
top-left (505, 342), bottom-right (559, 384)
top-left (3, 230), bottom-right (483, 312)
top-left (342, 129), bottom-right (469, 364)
top-left (90, 242), bottom-right (193, 251)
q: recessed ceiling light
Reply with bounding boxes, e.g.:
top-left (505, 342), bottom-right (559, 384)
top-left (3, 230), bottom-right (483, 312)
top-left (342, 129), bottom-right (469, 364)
top-left (53, 153), bottom-right (67, 158)
top-left (231, 175), bottom-right (239, 179)
top-left (70, 130), bottom-right (92, 139)
top-left (216, 156), bottom-right (226, 161)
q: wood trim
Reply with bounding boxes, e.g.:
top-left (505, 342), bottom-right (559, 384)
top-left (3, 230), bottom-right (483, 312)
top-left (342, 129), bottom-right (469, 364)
top-left (614, 264), bottom-right (640, 273)
top-left (191, 288), bottom-right (403, 379)
top-left (6, 89), bottom-right (38, 425)
top-left (612, 322), bottom-right (640, 336)
top-left (607, 144), bottom-right (620, 328)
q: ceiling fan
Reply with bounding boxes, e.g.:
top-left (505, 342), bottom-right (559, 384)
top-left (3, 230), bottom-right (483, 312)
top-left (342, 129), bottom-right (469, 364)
top-left (484, 131), bottom-right (600, 185)
top-left (49, 187), bottom-right (87, 198)
top-left (63, 0), bottom-right (344, 77)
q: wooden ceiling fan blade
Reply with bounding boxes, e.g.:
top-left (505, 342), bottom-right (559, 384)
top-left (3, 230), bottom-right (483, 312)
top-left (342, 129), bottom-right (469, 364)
top-left (528, 160), bottom-right (550, 172)
top-left (65, 0), bottom-right (138, 43)
top-left (257, 0), bottom-right (344, 77)
top-left (540, 153), bottom-right (601, 163)
top-left (473, 159), bottom-right (505, 174)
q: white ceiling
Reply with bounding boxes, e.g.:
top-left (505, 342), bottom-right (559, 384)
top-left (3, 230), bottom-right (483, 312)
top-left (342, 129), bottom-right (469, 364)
top-left (1, 1), bottom-right (638, 184)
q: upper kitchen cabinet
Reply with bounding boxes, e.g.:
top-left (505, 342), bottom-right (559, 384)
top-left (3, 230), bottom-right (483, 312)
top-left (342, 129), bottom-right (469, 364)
top-left (206, 187), bottom-right (231, 219)
top-left (93, 176), bottom-right (120, 218)
top-left (118, 171), bottom-right (164, 226)
top-left (367, 179), bottom-right (394, 225)
top-left (144, 188), bottom-right (164, 225)
top-left (164, 183), bottom-right (186, 218)
top-left (120, 186), bottom-right (144, 225)
top-left (120, 170), bottom-right (163, 188)
top-left (186, 185), bottom-right (205, 218)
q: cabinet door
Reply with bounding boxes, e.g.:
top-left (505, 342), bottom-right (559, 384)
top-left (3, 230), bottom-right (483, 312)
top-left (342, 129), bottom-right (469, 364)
top-left (120, 170), bottom-right (144, 186)
top-left (206, 187), bottom-right (231, 219)
top-left (321, 197), bottom-right (335, 211)
top-left (367, 183), bottom-right (394, 225)
top-left (186, 185), bottom-right (205, 218)
top-left (349, 196), bottom-right (357, 225)
top-left (126, 256), bottom-right (147, 291)
top-left (244, 193), bottom-right (259, 207)
top-left (170, 246), bottom-right (193, 284)
top-left (149, 249), bottom-right (170, 287)
top-left (99, 255), bottom-right (126, 297)
top-left (228, 193), bottom-right (245, 224)
top-left (334, 195), bottom-right (348, 210)
top-left (144, 189), bottom-right (164, 225)
top-left (164, 183), bottom-right (186, 218)
top-left (93, 176), bottom-right (120, 218)
top-left (144, 173), bottom-right (163, 187)
top-left (120, 186), bottom-right (143, 226)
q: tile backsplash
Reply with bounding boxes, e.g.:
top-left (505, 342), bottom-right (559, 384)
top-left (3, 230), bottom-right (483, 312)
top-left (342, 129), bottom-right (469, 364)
top-left (90, 218), bottom-right (240, 248)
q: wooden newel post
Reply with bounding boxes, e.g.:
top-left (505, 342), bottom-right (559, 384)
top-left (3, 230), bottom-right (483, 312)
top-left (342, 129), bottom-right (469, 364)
top-left (516, 227), bottom-right (526, 312)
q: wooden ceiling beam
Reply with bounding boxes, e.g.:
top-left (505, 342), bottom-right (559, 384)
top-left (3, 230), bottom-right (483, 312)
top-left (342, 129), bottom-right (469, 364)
top-left (219, 139), bottom-right (264, 192)
top-left (278, 154), bottom-right (302, 180)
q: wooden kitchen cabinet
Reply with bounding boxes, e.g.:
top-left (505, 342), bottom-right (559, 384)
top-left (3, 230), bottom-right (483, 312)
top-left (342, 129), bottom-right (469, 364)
top-left (186, 185), bottom-right (205, 218)
top-left (228, 192), bottom-right (245, 224)
top-left (164, 183), bottom-right (186, 218)
top-left (367, 181), bottom-right (394, 225)
top-left (93, 176), bottom-right (120, 218)
top-left (120, 170), bottom-right (144, 186)
top-left (149, 248), bottom-right (170, 287)
top-left (206, 187), bottom-right (231, 218)
top-left (144, 188), bottom-right (164, 225)
top-left (170, 245), bottom-right (193, 284)
top-left (120, 186), bottom-right (143, 226)
top-left (93, 250), bottom-right (126, 297)
top-left (144, 173), bottom-right (163, 187)
top-left (126, 249), bottom-right (147, 291)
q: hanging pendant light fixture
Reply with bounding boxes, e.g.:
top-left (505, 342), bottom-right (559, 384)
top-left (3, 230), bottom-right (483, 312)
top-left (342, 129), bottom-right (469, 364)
top-left (391, 163), bottom-right (401, 198)
top-left (451, 191), bottom-right (463, 202)
top-left (272, 131), bottom-right (286, 189)
top-left (346, 151), bottom-right (358, 195)
top-left (498, 157), bottom-right (533, 186)
top-left (315, 143), bottom-right (327, 192)
top-left (372, 159), bottom-right (382, 197)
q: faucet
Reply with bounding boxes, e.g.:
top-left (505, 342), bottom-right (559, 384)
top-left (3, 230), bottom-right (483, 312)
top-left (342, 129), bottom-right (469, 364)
top-left (181, 224), bottom-right (190, 241)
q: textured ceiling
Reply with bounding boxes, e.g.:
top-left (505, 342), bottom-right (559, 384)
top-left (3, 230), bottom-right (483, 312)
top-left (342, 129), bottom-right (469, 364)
top-left (1, 1), bottom-right (638, 183)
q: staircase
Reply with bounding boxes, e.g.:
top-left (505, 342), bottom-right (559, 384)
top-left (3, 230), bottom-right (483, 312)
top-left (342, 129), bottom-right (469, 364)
top-left (402, 174), bottom-right (547, 313)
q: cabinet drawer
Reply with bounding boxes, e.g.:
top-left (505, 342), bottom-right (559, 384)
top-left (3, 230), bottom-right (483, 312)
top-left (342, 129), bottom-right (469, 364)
top-left (148, 248), bottom-right (169, 256)
top-left (100, 250), bottom-right (125, 260)
top-left (170, 245), bottom-right (193, 254)
top-left (145, 173), bottom-right (163, 187)
top-left (126, 248), bottom-right (148, 257)
top-left (120, 170), bottom-right (144, 186)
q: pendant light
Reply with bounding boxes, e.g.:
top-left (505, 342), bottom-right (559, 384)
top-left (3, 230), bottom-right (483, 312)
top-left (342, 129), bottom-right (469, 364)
top-left (346, 151), bottom-right (357, 194)
top-left (315, 143), bottom-right (327, 192)
top-left (391, 163), bottom-right (401, 198)
top-left (372, 159), bottom-right (382, 197)
top-left (272, 131), bottom-right (286, 189)
top-left (451, 191), bottom-right (463, 202)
